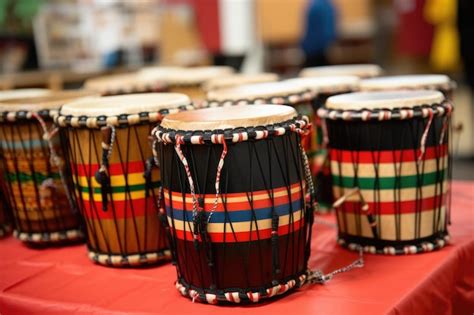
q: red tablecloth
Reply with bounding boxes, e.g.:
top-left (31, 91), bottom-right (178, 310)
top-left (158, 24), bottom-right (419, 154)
top-left (0, 181), bottom-right (473, 315)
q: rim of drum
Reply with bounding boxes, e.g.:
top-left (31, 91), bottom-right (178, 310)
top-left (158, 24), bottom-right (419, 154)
top-left (338, 233), bottom-right (451, 255)
top-left (56, 93), bottom-right (194, 128)
top-left (317, 99), bottom-right (452, 121)
top-left (359, 75), bottom-right (454, 92)
top-left (283, 75), bottom-right (361, 95)
top-left (14, 228), bottom-right (84, 243)
top-left (204, 87), bottom-right (314, 108)
top-left (87, 248), bottom-right (172, 267)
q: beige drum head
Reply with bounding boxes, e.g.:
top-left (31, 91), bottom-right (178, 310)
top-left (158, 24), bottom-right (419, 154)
top-left (161, 104), bottom-right (297, 130)
top-left (0, 89), bottom-right (50, 102)
top-left (326, 90), bottom-right (445, 110)
top-left (60, 93), bottom-right (191, 117)
top-left (284, 75), bottom-right (360, 94)
top-left (207, 81), bottom-right (307, 102)
top-left (84, 72), bottom-right (167, 94)
top-left (0, 90), bottom-right (96, 113)
top-left (300, 64), bottom-right (382, 78)
top-left (164, 66), bottom-right (235, 85)
top-left (360, 74), bottom-right (451, 91)
top-left (204, 73), bottom-right (279, 91)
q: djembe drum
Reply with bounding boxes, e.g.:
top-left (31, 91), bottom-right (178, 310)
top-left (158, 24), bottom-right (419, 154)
top-left (84, 72), bottom-right (169, 96)
top-left (300, 64), bottom-right (382, 79)
top-left (0, 89), bottom-right (51, 238)
top-left (318, 90), bottom-right (452, 254)
top-left (360, 74), bottom-right (456, 100)
top-left (0, 91), bottom-right (93, 244)
top-left (206, 82), bottom-right (317, 172)
top-left (56, 93), bottom-right (193, 266)
top-left (284, 76), bottom-right (360, 211)
top-left (140, 66), bottom-right (234, 104)
top-left (204, 73), bottom-right (279, 92)
top-left (153, 105), bottom-right (316, 304)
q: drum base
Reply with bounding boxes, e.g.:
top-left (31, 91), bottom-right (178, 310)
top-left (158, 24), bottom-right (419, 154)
top-left (174, 272), bottom-right (308, 304)
top-left (88, 249), bottom-right (171, 267)
top-left (338, 232), bottom-right (450, 255)
top-left (0, 224), bottom-right (12, 238)
top-left (14, 228), bottom-right (84, 244)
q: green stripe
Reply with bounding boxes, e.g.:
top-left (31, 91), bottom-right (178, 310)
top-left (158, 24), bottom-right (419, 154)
top-left (75, 181), bottom-right (161, 194)
top-left (5, 172), bottom-right (60, 183)
top-left (332, 170), bottom-right (446, 190)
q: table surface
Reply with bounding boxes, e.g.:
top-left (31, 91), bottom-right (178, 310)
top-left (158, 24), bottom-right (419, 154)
top-left (0, 181), bottom-right (473, 315)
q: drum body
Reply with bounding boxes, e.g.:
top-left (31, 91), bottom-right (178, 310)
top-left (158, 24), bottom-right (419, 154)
top-left (319, 91), bottom-right (452, 254)
top-left (0, 114), bottom-right (82, 243)
top-left (57, 93), bottom-right (192, 266)
top-left (153, 105), bottom-right (315, 304)
top-left (0, 184), bottom-right (12, 238)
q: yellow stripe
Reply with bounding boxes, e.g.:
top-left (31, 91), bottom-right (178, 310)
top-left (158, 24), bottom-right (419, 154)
top-left (168, 209), bottom-right (304, 233)
top-left (73, 172), bottom-right (159, 188)
top-left (333, 182), bottom-right (448, 203)
top-left (330, 158), bottom-right (448, 178)
top-left (337, 208), bottom-right (446, 241)
top-left (79, 188), bottom-right (160, 202)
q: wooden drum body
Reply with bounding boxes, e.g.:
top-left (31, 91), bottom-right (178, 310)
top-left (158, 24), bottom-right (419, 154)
top-left (318, 90), bottom-right (452, 255)
top-left (0, 92), bottom-right (92, 244)
top-left (153, 105), bottom-right (316, 304)
top-left (57, 93), bottom-right (193, 266)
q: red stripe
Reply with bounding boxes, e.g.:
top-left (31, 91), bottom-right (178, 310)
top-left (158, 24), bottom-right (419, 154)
top-left (163, 187), bottom-right (304, 212)
top-left (337, 195), bottom-right (446, 215)
top-left (80, 198), bottom-right (157, 219)
top-left (329, 144), bottom-right (448, 164)
top-left (70, 161), bottom-right (146, 177)
top-left (171, 218), bottom-right (304, 242)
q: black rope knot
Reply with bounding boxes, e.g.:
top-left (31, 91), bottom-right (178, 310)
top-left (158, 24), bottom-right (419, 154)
top-left (144, 157), bottom-right (156, 198)
top-left (95, 168), bottom-right (111, 211)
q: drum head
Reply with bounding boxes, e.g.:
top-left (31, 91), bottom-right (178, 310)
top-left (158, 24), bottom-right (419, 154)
top-left (360, 75), bottom-right (451, 91)
top-left (204, 73), bottom-right (279, 91)
top-left (84, 72), bottom-right (166, 93)
top-left (207, 81), bottom-right (307, 102)
top-left (163, 66), bottom-right (235, 85)
top-left (326, 90), bottom-right (445, 110)
top-left (60, 93), bottom-right (191, 117)
top-left (161, 104), bottom-right (296, 130)
top-left (300, 64), bottom-right (382, 78)
top-left (0, 90), bottom-right (96, 113)
top-left (284, 75), bottom-right (359, 93)
top-left (0, 89), bottom-right (50, 102)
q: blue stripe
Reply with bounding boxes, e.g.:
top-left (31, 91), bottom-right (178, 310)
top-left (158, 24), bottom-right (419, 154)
top-left (166, 199), bottom-right (304, 223)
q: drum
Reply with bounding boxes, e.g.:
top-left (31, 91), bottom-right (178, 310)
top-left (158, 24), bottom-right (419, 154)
top-left (153, 105), bottom-right (316, 304)
top-left (318, 90), bottom-right (452, 254)
top-left (360, 74), bottom-right (456, 100)
top-left (56, 93), bottom-right (194, 266)
top-left (141, 66), bottom-right (234, 103)
top-left (0, 89), bottom-right (51, 101)
top-left (0, 89), bottom-right (51, 238)
top-left (206, 82), bottom-right (316, 170)
top-left (0, 91), bottom-right (94, 244)
top-left (284, 76), bottom-right (360, 211)
top-left (84, 72), bottom-right (169, 96)
top-left (204, 73), bottom-right (279, 92)
top-left (300, 64), bottom-right (382, 79)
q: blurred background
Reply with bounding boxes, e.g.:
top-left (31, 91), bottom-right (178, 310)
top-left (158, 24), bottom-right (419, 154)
top-left (0, 0), bottom-right (472, 175)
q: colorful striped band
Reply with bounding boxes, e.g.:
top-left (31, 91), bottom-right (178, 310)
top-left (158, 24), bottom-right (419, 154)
top-left (165, 182), bottom-right (306, 243)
